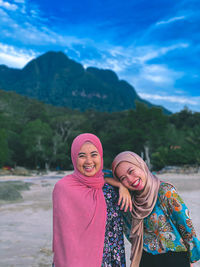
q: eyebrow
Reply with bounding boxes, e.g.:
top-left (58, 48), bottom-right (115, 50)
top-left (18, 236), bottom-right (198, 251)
top-left (78, 150), bottom-right (99, 156)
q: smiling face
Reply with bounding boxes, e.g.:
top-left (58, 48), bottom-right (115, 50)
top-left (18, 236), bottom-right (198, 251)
top-left (115, 161), bottom-right (147, 191)
top-left (76, 142), bottom-right (101, 177)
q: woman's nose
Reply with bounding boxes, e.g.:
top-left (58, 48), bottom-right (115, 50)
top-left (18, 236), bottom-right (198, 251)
top-left (85, 156), bottom-right (92, 163)
top-left (126, 174), bottom-right (132, 183)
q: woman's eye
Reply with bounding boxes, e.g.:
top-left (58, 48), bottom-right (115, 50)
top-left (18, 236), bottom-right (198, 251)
top-left (91, 153), bottom-right (98, 157)
top-left (129, 169), bottom-right (134, 174)
top-left (78, 155), bottom-right (85, 158)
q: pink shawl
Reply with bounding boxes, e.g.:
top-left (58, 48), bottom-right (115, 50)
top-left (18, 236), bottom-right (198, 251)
top-left (112, 151), bottom-right (160, 267)
top-left (53, 133), bottom-right (107, 267)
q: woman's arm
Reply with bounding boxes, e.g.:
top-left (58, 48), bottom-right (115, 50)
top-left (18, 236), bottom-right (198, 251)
top-left (161, 183), bottom-right (200, 263)
top-left (104, 176), bottom-right (132, 212)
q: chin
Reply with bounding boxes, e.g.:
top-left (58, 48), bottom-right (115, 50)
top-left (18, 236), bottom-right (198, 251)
top-left (129, 185), bottom-right (144, 192)
top-left (84, 171), bottom-right (97, 177)
top-left (84, 173), bottom-right (94, 177)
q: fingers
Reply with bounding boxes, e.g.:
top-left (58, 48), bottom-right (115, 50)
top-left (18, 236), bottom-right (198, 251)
top-left (118, 194), bottom-right (122, 206)
top-left (123, 196), bottom-right (132, 212)
top-left (118, 184), bottom-right (132, 212)
top-left (120, 196), bottom-right (131, 212)
top-left (120, 197), bottom-right (126, 211)
top-left (124, 198), bottom-right (129, 212)
top-left (129, 199), bottom-right (133, 212)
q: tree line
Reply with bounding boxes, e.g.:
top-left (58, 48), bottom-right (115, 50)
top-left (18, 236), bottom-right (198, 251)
top-left (0, 91), bottom-right (200, 171)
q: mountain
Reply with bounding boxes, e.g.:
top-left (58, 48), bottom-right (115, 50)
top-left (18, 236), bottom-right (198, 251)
top-left (0, 51), bottom-right (170, 113)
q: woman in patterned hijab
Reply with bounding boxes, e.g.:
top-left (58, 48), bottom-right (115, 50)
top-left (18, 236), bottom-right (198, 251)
top-left (112, 151), bottom-right (200, 267)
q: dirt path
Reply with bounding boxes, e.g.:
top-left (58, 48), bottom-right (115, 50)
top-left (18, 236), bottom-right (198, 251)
top-left (0, 177), bottom-right (57, 267)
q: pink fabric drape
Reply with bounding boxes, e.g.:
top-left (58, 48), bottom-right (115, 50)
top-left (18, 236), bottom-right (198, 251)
top-left (53, 133), bottom-right (107, 267)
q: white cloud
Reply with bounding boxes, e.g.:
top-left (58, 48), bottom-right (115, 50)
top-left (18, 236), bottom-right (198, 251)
top-left (0, 1), bottom-right (87, 48)
top-left (74, 42), bottom-right (188, 95)
top-left (156, 16), bottom-right (186, 26)
top-left (138, 93), bottom-right (199, 105)
top-left (83, 56), bottom-right (126, 72)
top-left (80, 41), bottom-right (189, 77)
top-left (0, 7), bottom-right (23, 30)
top-left (0, 43), bottom-right (37, 68)
top-left (174, 90), bottom-right (186, 94)
top-left (0, 0), bottom-right (18, 11)
top-left (139, 64), bottom-right (183, 85)
top-left (0, 7), bottom-right (6, 14)
top-left (14, 0), bottom-right (25, 3)
top-left (108, 46), bottom-right (127, 57)
top-left (133, 43), bottom-right (189, 64)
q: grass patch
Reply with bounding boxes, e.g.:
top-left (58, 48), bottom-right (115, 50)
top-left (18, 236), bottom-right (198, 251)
top-left (0, 180), bottom-right (32, 201)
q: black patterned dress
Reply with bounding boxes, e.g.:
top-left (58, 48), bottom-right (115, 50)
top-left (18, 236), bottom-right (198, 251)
top-left (102, 170), bottom-right (126, 267)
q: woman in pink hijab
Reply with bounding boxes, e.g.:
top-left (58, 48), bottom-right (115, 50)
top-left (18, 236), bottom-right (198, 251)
top-left (53, 133), bottom-right (107, 267)
top-left (52, 133), bottom-right (127, 267)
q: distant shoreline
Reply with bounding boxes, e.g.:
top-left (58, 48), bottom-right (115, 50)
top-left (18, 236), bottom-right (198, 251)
top-left (0, 170), bottom-right (200, 181)
top-left (0, 171), bottom-right (73, 181)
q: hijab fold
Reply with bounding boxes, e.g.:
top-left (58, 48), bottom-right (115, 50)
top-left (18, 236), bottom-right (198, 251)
top-left (53, 133), bottom-right (107, 267)
top-left (112, 151), bottom-right (160, 267)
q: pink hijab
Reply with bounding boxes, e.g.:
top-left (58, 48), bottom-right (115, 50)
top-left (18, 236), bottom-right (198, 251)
top-left (112, 151), bottom-right (160, 267)
top-left (53, 133), bottom-right (107, 267)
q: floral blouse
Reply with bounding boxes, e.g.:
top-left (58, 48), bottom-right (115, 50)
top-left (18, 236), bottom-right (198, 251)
top-left (123, 182), bottom-right (200, 263)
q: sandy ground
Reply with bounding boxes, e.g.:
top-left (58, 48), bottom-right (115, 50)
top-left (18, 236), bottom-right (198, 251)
top-left (0, 171), bottom-right (200, 267)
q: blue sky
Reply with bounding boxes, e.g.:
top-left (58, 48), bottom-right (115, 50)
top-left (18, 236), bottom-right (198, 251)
top-left (0, 0), bottom-right (200, 113)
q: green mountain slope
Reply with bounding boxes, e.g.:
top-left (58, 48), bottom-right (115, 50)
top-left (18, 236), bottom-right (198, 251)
top-left (0, 51), bottom-right (170, 113)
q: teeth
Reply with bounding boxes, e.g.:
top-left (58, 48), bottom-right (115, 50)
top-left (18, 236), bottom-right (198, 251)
top-left (84, 166), bottom-right (94, 169)
top-left (132, 179), bottom-right (140, 186)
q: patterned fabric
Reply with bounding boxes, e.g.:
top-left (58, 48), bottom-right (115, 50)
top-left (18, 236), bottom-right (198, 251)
top-left (123, 182), bottom-right (200, 263)
top-left (102, 182), bottom-right (126, 267)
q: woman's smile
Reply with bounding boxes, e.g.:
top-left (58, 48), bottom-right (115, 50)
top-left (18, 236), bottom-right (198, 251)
top-left (83, 165), bottom-right (95, 172)
top-left (131, 178), bottom-right (141, 188)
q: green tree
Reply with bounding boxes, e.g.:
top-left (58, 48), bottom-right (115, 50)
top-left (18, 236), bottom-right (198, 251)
top-left (0, 129), bottom-right (9, 167)
top-left (185, 125), bottom-right (200, 164)
top-left (170, 107), bottom-right (200, 129)
top-left (49, 113), bottom-right (87, 169)
top-left (21, 119), bottom-right (53, 169)
top-left (151, 146), bottom-right (169, 170)
top-left (7, 131), bottom-right (25, 167)
top-left (25, 101), bottom-right (48, 122)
